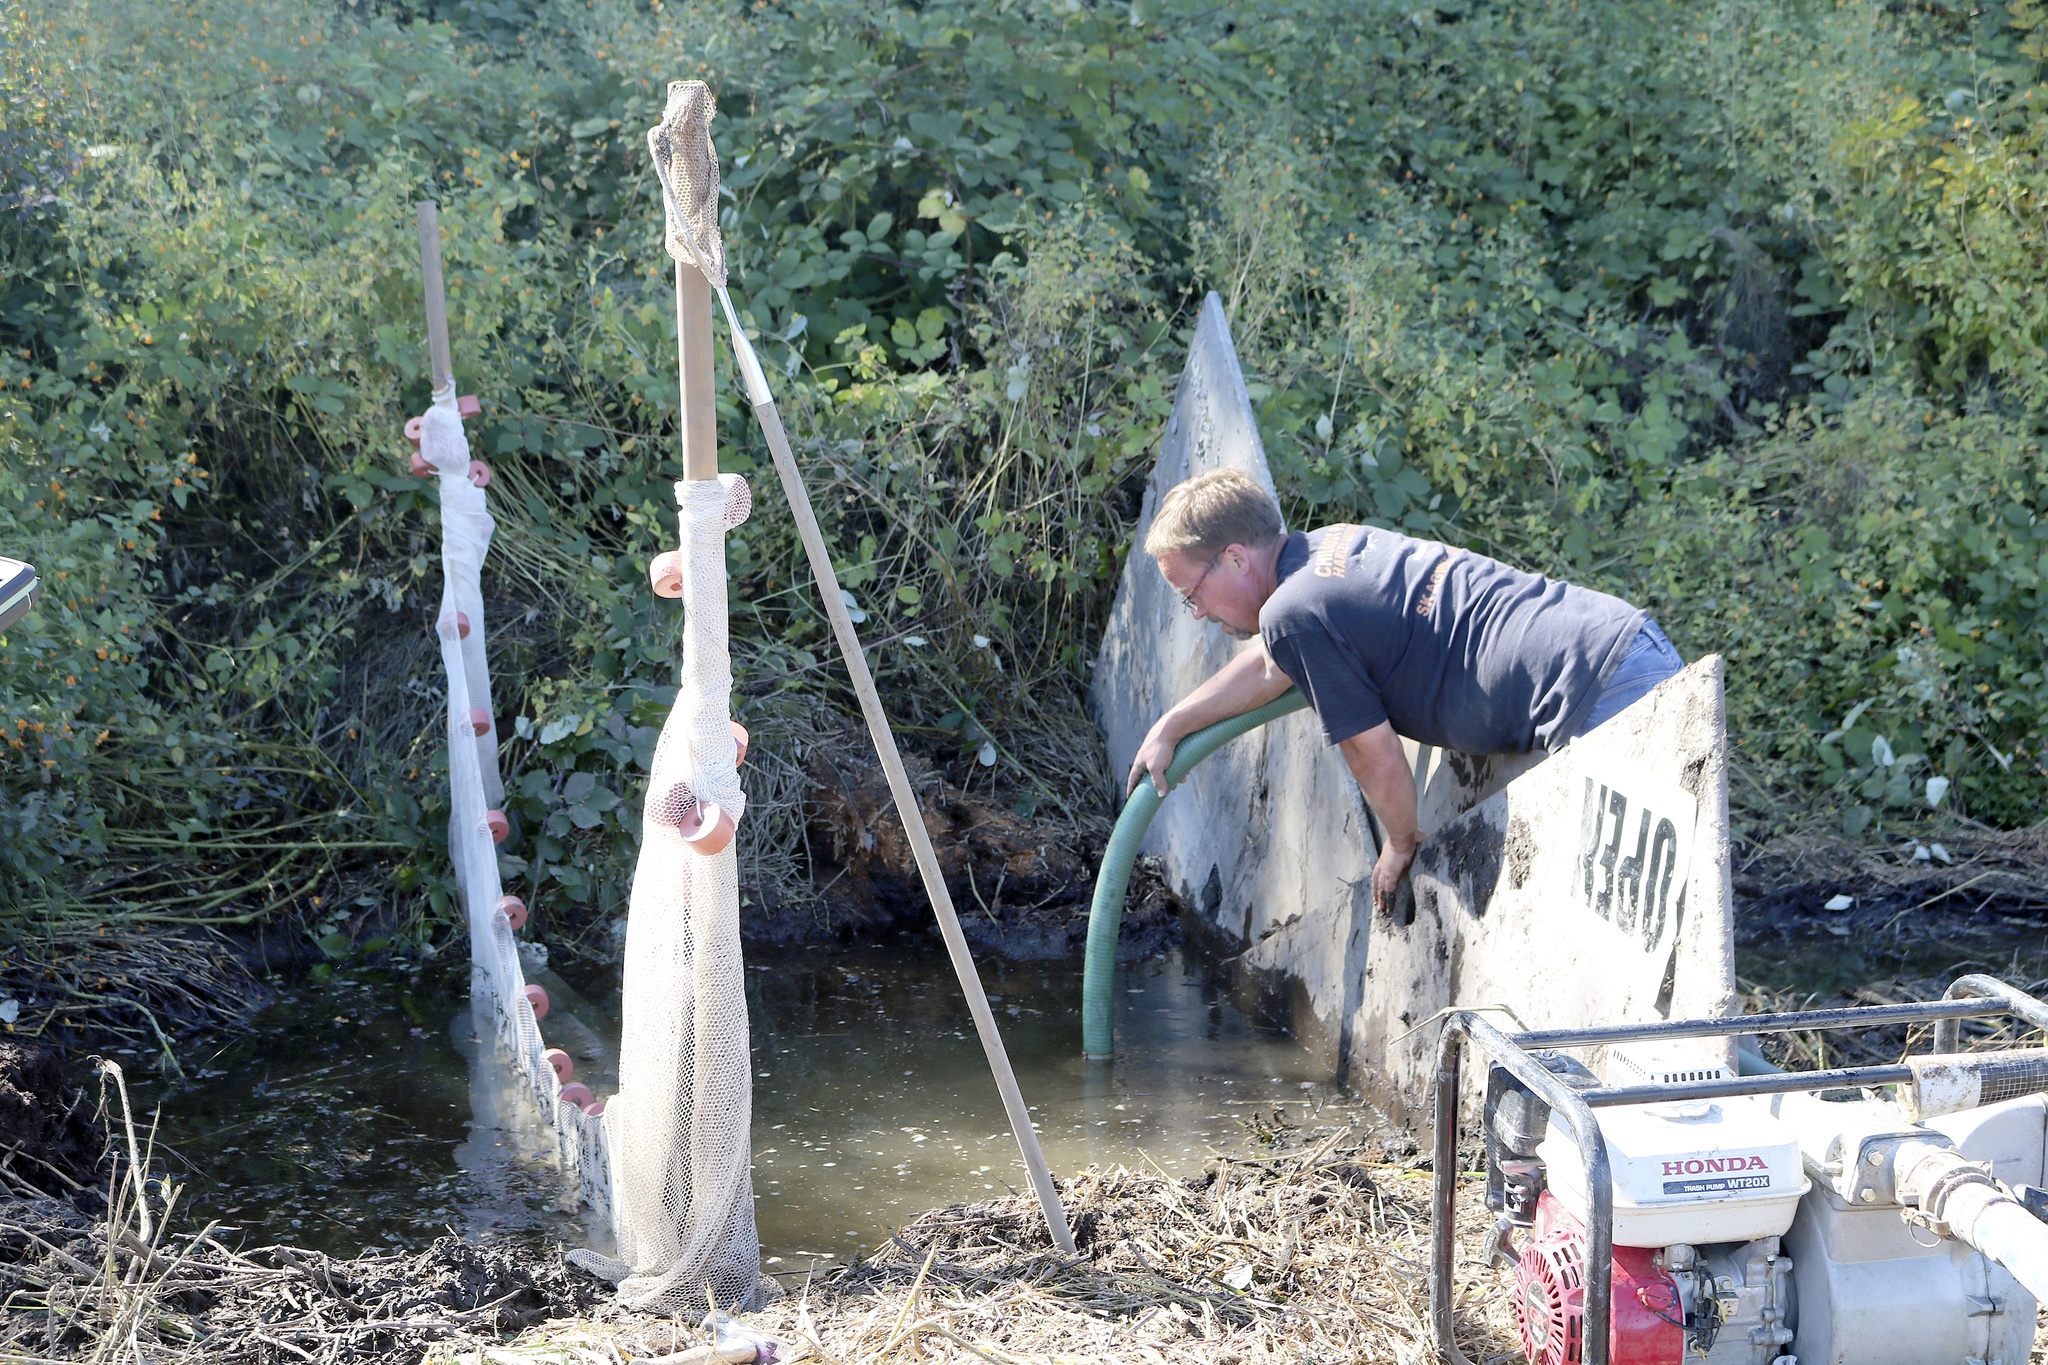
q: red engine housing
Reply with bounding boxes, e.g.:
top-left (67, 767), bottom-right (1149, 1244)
top-left (1512, 1192), bottom-right (1682, 1365)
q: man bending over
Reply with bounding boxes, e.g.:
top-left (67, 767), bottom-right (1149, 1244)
top-left (1127, 468), bottom-right (1682, 916)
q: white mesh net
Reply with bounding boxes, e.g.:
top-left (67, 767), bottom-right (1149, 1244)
top-left (423, 80), bottom-right (770, 1314)
top-left (595, 473), bottom-right (761, 1313)
top-left (560, 80), bottom-right (767, 1313)
top-left (420, 397), bottom-right (614, 1229)
top-left (648, 80), bottom-right (728, 288)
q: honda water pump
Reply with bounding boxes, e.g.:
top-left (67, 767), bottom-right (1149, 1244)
top-left (1430, 975), bottom-right (2048, 1365)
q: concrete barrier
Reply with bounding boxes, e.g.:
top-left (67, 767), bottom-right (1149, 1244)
top-left (1089, 293), bottom-right (1737, 1124)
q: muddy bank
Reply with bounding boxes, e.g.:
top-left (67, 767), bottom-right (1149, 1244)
top-left (738, 743), bottom-right (1181, 964)
top-left (0, 1040), bottom-right (608, 1365)
top-left (1733, 824), bottom-right (2048, 991)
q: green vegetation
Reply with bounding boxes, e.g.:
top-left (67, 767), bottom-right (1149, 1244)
top-left (1, 0), bottom-right (2043, 1017)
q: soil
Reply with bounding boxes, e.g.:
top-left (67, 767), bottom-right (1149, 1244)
top-left (1732, 826), bottom-right (2048, 990)
top-left (0, 1040), bottom-right (106, 1192)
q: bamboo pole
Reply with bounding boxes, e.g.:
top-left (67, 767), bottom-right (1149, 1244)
top-left (744, 391), bottom-right (1078, 1256)
top-left (675, 263), bottom-right (719, 481)
top-left (415, 203), bottom-right (455, 398)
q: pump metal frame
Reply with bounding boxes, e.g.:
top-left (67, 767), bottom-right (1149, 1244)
top-left (1430, 974), bottom-right (2048, 1365)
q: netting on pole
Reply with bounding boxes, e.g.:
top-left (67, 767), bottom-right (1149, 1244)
top-left (561, 79), bottom-right (763, 1314)
top-left (648, 80), bottom-right (727, 290)
top-left (418, 395), bottom-right (613, 1226)
top-left (594, 473), bottom-right (760, 1314)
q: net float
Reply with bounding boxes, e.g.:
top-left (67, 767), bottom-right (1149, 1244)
top-left (467, 459), bottom-right (491, 489)
top-left (557, 1082), bottom-right (594, 1109)
top-left (582, 1098), bottom-right (606, 1117)
top-left (496, 894), bottom-right (527, 931)
top-left (722, 473), bottom-right (752, 529)
top-left (730, 720), bottom-right (748, 767)
top-left (403, 395), bottom-right (481, 448)
top-left (680, 800), bottom-right (736, 857)
top-left (524, 983), bottom-right (549, 1019)
top-left (648, 550), bottom-right (684, 599)
top-left (467, 708), bottom-right (492, 737)
top-left (646, 780), bottom-right (733, 852)
top-left (408, 449), bottom-right (433, 477)
top-left (544, 1048), bottom-right (575, 1083)
top-left (484, 809), bottom-right (509, 843)
top-left (436, 611), bottom-right (472, 640)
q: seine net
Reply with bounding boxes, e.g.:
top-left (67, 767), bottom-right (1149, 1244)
top-left (418, 398), bottom-right (613, 1224)
top-left (561, 78), bottom-right (763, 1314)
top-left (592, 472), bottom-right (759, 1313)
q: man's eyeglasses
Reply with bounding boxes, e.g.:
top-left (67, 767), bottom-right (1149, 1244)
top-left (1178, 550), bottom-right (1224, 613)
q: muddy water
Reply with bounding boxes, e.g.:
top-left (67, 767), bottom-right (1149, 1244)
top-left (128, 939), bottom-right (1343, 1263)
top-left (126, 883), bottom-right (2043, 1263)
top-left (1735, 884), bottom-right (2048, 998)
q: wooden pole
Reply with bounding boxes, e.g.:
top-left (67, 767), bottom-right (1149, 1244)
top-left (415, 203), bottom-right (455, 396)
top-left (675, 263), bottom-right (719, 481)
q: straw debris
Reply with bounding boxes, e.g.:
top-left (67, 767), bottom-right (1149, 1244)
top-left (449, 1119), bottom-right (1524, 1365)
top-left (741, 1130), bottom-right (1520, 1364)
top-left (17, 1077), bottom-right (2048, 1363)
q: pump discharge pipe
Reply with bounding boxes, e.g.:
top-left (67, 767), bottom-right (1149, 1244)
top-left (1081, 689), bottom-right (1308, 1059)
top-left (1885, 1048), bottom-right (2048, 1303)
top-left (1885, 1137), bottom-right (2048, 1304)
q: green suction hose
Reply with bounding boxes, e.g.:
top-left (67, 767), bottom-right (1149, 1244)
top-left (1081, 689), bottom-right (1309, 1058)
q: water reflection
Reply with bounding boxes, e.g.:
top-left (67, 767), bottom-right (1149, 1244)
top-left (130, 937), bottom-right (1343, 1261)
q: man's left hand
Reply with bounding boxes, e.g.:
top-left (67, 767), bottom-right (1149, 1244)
top-left (1371, 836), bottom-right (1417, 916)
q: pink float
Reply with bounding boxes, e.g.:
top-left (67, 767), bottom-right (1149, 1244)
top-left (582, 1098), bottom-right (605, 1117)
top-left (436, 612), bottom-right (472, 640)
top-left (681, 801), bottom-right (736, 856)
top-left (544, 1048), bottom-right (574, 1083)
top-left (484, 809), bottom-right (509, 843)
top-left (524, 983), bottom-right (549, 1019)
top-left (648, 550), bottom-right (683, 599)
top-left (646, 779), bottom-right (737, 856)
top-left (467, 708), bottom-right (492, 737)
top-left (408, 449), bottom-right (433, 477)
top-left (730, 720), bottom-right (749, 767)
top-left (466, 459), bottom-right (491, 488)
top-left (557, 1082), bottom-right (593, 1109)
top-left (496, 894), bottom-right (527, 931)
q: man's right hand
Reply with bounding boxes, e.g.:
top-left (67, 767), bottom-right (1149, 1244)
top-left (1126, 716), bottom-right (1183, 798)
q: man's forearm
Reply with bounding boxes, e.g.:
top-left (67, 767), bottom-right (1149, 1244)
top-left (1338, 724), bottom-right (1420, 849)
top-left (1156, 642), bottom-right (1293, 744)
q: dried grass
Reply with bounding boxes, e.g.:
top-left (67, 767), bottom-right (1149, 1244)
top-left (1740, 821), bottom-right (2048, 911)
top-left (1741, 971), bottom-right (2048, 1071)
top-left (19, 1085), bottom-right (2048, 1363)
top-left (469, 1119), bottom-right (1527, 1365)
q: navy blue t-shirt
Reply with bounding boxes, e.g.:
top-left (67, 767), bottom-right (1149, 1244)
top-left (1258, 525), bottom-right (1644, 754)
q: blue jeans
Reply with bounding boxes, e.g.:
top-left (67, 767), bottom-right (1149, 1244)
top-left (1577, 620), bottom-right (1683, 736)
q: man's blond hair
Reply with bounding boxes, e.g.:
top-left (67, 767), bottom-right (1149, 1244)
top-left (1142, 467), bottom-right (1284, 561)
